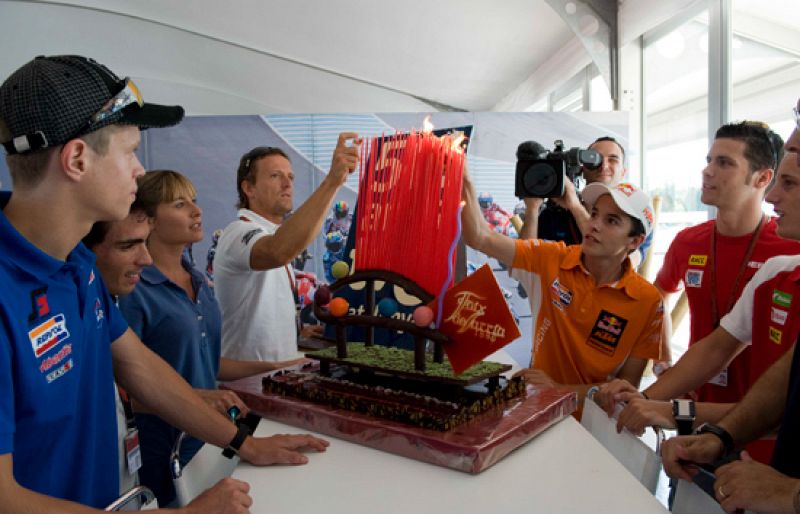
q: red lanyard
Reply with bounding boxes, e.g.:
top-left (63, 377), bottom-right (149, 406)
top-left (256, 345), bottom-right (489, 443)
top-left (708, 215), bottom-right (764, 327)
top-left (239, 215), bottom-right (298, 300)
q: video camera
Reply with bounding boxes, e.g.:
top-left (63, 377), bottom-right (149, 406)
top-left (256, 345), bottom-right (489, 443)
top-left (514, 140), bottom-right (602, 198)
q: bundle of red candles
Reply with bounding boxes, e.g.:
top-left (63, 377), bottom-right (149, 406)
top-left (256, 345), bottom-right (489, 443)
top-left (354, 126), bottom-right (465, 296)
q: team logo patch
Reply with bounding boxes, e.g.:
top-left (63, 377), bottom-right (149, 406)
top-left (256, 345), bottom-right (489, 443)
top-left (45, 358), bottom-right (73, 383)
top-left (28, 314), bottom-right (70, 358)
top-left (587, 310), bottom-right (628, 356)
top-left (617, 183), bottom-right (635, 196)
top-left (94, 298), bottom-right (105, 326)
top-left (773, 289), bottom-right (793, 308)
top-left (88, 269), bottom-right (96, 285)
top-left (549, 278), bottom-right (573, 309)
top-left (28, 287), bottom-right (49, 322)
top-left (685, 270), bottom-right (703, 287)
top-left (771, 307), bottom-right (788, 326)
top-left (39, 344), bottom-right (72, 373)
top-left (769, 326), bottom-right (783, 345)
top-left (241, 228), bottom-right (262, 245)
top-left (688, 255), bottom-right (707, 266)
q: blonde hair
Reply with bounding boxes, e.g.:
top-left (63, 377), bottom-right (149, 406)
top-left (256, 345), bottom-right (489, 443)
top-left (135, 170), bottom-right (197, 217)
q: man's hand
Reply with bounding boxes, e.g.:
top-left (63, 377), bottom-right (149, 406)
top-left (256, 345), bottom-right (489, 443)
top-left (714, 451), bottom-right (799, 514)
top-left (523, 197), bottom-right (544, 215)
top-left (299, 324), bottom-right (324, 339)
top-left (182, 478), bottom-right (252, 514)
top-left (196, 389), bottom-right (250, 417)
top-left (615, 398), bottom-right (674, 435)
top-left (239, 433), bottom-right (330, 466)
top-left (595, 378), bottom-right (642, 415)
top-left (271, 357), bottom-right (311, 370)
top-left (513, 368), bottom-right (558, 388)
top-left (661, 433), bottom-right (724, 481)
top-left (551, 180), bottom-right (581, 211)
top-left (328, 132), bottom-right (361, 185)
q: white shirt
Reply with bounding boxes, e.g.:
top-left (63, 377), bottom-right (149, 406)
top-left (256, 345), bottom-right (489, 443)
top-left (720, 254), bottom-right (800, 344)
top-left (213, 208), bottom-right (299, 361)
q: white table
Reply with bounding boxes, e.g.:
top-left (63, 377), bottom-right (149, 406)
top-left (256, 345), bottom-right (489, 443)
top-left (233, 415), bottom-right (668, 513)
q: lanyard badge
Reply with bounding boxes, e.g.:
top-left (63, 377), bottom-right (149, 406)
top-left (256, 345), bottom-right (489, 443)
top-left (124, 428), bottom-right (142, 475)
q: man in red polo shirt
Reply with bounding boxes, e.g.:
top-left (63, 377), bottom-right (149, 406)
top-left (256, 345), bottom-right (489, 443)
top-left (656, 123), bottom-right (800, 405)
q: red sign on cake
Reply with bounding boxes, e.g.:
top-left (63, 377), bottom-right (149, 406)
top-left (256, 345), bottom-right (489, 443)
top-left (430, 263), bottom-right (521, 375)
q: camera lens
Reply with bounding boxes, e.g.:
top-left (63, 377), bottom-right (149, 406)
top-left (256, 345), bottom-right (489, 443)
top-left (579, 149), bottom-right (602, 170)
top-left (523, 163), bottom-right (559, 196)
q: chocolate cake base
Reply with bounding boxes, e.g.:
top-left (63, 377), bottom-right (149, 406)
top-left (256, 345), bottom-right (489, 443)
top-left (223, 372), bottom-right (577, 473)
top-left (263, 365), bottom-right (526, 431)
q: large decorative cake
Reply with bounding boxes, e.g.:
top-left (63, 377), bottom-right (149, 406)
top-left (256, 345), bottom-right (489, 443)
top-left (264, 265), bottom-right (528, 430)
top-left (225, 126), bottom-right (576, 473)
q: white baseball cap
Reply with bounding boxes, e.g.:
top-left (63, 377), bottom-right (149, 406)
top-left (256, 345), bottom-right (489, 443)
top-left (582, 182), bottom-right (654, 236)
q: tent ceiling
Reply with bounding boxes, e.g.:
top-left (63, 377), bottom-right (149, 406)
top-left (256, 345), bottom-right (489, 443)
top-left (0, 0), bottom-right (576, 113)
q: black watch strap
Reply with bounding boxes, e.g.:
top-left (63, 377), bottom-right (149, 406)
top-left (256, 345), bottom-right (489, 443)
top-left (695, 423), bottom-right (735, 456)
top-left (222, 423), bottom-right (249, 458)
top-left (672, 399), bottom-right (695, 435)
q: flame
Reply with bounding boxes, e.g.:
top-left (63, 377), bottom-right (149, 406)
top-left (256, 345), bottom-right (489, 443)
top-left (450, 132), bottom-right (466, 153)
top-left (422, 115), bottom-right (434, 133)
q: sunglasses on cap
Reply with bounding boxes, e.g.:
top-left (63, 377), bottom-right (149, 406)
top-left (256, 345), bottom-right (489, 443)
top-left (89, 78), bottom-right (143, 126)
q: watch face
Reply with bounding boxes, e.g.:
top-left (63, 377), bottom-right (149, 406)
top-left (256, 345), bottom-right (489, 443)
top-left (673, 399), bottom-right (695, 417)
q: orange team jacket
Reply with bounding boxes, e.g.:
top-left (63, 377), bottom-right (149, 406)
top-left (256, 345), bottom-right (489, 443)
top-left (511, 239), bottom-right (664, 386)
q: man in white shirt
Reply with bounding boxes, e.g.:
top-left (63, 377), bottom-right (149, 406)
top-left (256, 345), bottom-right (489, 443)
top-left (214, 134), bottom-right (360, 361)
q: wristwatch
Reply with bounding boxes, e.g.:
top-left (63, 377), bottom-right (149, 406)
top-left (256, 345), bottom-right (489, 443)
top-left (222, 423), bottom-right (250, 458)
top-left (671, 398), bottom-right (695, 435)
top-left (694, 422), bottom-right (735, 456)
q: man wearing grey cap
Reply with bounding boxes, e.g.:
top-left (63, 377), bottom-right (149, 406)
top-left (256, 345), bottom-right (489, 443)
top-left (0, 55), bottom-right (327, 513)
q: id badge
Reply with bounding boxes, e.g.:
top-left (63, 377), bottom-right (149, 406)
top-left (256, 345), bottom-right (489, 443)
top-left (124, 428), bottom-right (142, 475)
top-left (708, 367), bottom-right (728, 387)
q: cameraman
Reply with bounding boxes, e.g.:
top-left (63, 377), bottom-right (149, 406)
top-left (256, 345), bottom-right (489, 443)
top-left (519, 137), bottom-right (651, 266)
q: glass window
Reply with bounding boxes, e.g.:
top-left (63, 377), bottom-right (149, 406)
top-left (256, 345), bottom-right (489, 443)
top-left (644, 12), bottom-right (710, 266)
top-left (551, 68), bottom-right (586, 112)
top-left (590, 72), bottom-right (613, 112)
top-left (643, 11), bottom-right (710, 359)
top-left (731, 2), bottom-right (800, 213)
top-left (731, 1), bottom-right (800, 145)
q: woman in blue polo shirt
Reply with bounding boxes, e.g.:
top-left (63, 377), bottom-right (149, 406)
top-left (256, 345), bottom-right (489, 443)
top-left (118, 170), bottom-right (302, 506)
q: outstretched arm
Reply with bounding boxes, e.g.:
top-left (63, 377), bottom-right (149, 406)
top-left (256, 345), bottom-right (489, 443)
top-left (249, 132), bottom-right (361, 270)
top-left (613, 398), bottom-right (736, 436)
top-left (596, 324), bottom-right (744, 414)
top-left (218, 356), bottom-right (306, 382)
top-left (112, 330), bottom-right (329, 466)
top-left (661, 346), bottom-right (793, 480)
top-left (645, 326), bottom-right (744, 400)
top-left (461, 168), bottom-right (516, 266)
